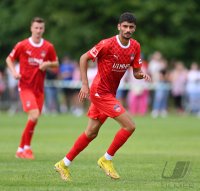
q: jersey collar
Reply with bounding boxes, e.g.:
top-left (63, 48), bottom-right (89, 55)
top-left (29, 37), bottom-right (44, 47)
top-left (116, 35), bottom-right (130, 49)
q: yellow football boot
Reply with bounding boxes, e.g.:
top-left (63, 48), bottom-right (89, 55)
top-left (54, 160), bottom-right (72, 182)
top-left (97, 156), bottom-right (120, 179)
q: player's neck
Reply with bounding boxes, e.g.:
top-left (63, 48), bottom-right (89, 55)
top-left (31, 36), bottom-right (42, 44)
top-left (118, 35), bottom-right (129, 46)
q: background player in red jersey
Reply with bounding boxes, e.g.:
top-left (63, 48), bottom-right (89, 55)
top-left (6, 17), bottom-right (58, 159)
top-left (55, 12), bottom-right (151, 181)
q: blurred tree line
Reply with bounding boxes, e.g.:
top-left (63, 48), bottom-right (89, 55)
top-left (0, 0), bottom-right (200, 69)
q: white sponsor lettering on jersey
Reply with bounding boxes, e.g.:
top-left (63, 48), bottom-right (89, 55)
top-left (112, 63), bottom-right (130, 72)
top-left (28, 58), bottom-right (43, 65)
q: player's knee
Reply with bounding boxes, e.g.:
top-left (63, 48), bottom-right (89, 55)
top-left (87, 132), bottom-right (98, 139)
top-left (28, 110), bottom-right (40, 122)
top-left (29, 115), bottom-right (39, 122)
top-left (130, 124), bottom-right (136, 132)
top-left (85, 130), bottom-right (98, 139)
top-left (125, 123), bottom-right (136, 133)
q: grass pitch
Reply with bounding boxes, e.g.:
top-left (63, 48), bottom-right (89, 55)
top-left (0, 112), bottom-right (200, 191)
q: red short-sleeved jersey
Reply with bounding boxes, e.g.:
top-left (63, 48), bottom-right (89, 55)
top-left (9, 37), bottom-right (57, 94)
top-left (87, 35), bottom-right (142, 96)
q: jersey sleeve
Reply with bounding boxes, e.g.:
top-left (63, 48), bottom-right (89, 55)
top-left (47, 44), bottom-right (58, 61)
top-left (87, 39), bottom-right (107, 61)
top-left (9, 42), bottom-right (22, 62)
top-left (132, 43), bottom-right (142, 69)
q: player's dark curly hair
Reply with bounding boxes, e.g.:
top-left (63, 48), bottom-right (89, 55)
top-left (119, 12), bottom-right (137, 25)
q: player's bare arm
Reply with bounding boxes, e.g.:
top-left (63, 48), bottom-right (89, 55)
top-left (6, 56), bottom-right (21, 79)
top-left (78, 53), bottom-right (90, 102)
top-left (133, 68), bottom-right (151, 81)
top-left (39, 60), bottom-right (59, 71)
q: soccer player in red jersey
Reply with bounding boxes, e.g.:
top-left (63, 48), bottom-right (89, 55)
top-left (55, 12), bottom-right (151, 181)
top-left (6, 17), bottom-right (58, 160)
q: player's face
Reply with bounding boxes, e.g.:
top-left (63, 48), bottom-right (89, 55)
top-left (31, 22), bottom-right (45, 40)
top-left (118, 22), bottom-right (136, 40)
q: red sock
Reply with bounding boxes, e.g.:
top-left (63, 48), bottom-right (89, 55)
top-left (19, 120), bottom-right (37, 148)
top-left (19, 130), bottom-right (26, 149)
top-left (107, 128), bottom-right (133, 156)
top-left (66, 133), bottom-right (94, 161)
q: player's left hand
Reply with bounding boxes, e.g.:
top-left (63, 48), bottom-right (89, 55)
top-left (134, 71), bottom-right (151, 81)
top-left (39, 61), bottom-right (51, 71)
top-left (142, 73), bottom-right (151, 81)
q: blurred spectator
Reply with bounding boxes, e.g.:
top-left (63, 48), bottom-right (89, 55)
top-left (169, 61), bottom-right (188, 113)
top-left (185, 62), bottom-right (200, 114)
top-left (127, 60), bottom-right (150, 116)
top-left (148, 51), bottom-right (167, 83)
top-left (70, 61), bottom-right (84, 116)
top-left (44, 67), bottom-right (60, 114)
top-left (59, 56), bottom-right (76, 113)
top-left (151, 69), bottom-right (170, 118)
top-left (59, 56), bottom-right (83, 116)
top-left (6, 63), bottom-right (21, 114)
top-left (87, 60), bottom-right (97, 84)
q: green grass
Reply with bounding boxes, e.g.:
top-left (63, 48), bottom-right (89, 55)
top-left (0, 112), bottom-right (200, 191)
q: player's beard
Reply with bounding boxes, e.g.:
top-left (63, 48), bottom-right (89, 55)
top-left (122, 32), bottom-right (132, 40)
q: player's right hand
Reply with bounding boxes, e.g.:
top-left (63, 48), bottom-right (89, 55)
top-left (13, 72), bottom-right (21, 80)
top-left (78, 84), bottom-right (90, 102)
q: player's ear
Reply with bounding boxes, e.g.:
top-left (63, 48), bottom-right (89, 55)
top-left (117, 24), bottom-right (120, 31)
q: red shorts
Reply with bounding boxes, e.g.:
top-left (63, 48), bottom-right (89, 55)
top-left (87, 91), bottom-right (125, 124)
top-left (19, 89), bottom-right (44, 112)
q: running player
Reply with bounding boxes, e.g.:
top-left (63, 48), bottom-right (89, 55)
top-left (55, 12), bottom-right (151, 181)
top-left (6, 17), bottom-right (58, 159)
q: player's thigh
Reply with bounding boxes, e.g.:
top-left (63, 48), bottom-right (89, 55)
top-left (36, 93), bottom-right (44, 112)
top-left (114, 111), bottom-right (135, 131)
